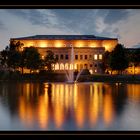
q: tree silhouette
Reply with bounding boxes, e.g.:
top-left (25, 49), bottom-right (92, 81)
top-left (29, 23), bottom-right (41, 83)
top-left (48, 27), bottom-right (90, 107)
top-left (109, 44), bottom-right (129, 74)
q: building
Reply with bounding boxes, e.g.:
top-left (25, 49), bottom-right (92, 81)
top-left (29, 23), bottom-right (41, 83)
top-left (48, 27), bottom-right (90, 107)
top-left (10, 35), bottom-right (118, 74)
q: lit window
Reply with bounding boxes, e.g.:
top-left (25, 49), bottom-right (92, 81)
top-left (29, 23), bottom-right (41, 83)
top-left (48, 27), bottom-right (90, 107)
top-left (55, 63), bottom-right (59, 70)
top-left (94, 54), bottom-right (98, 60)
top-left (65, 63), bottom-right (69, 70)
top-left (60, 63), bottom-right (64, 70)
top-left (89, 70), bottom-right (93, 74)
top-left (70, 64), bottom-right (73, 70)
top-left (99, 54), bottom-right (102, 60)
top-left (42, 55), bottom-right (44, 59)
top-left (95, 69), bottom-right (97, 73)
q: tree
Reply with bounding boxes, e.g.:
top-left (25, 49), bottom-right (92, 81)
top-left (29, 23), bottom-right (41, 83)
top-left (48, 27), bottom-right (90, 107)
top-left (109, 44), bottom-right (129, 74)
top-left (44, 50), bottom-right (58, 71)
top-left (101, 51), bottom-right (111, 74)
top-left (23, 47), bottom-right (42, 73)
top-left (127, 49), bottom-right (140, 75)
top-left (0, 46), bottom-right (9, 67)
top-left (0, 41), bottom-right (24, 72)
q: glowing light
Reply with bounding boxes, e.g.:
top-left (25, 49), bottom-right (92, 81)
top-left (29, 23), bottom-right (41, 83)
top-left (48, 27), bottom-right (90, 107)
top-left (89, 69), bottom-right (93, 74)
top-left (55, 63), bottom-right (59, 70)
top-left (40, 42), bottom-right (47, 48)
top-left (27, 42), bottom-right (34, 47)
top-left (74, 64), bottom-right (77, 69)
top-left (42, 55), bottom-right (44, 59)
top-left (70, 64), bottom-right (73, 70)
top-left (99, 54), bottom-right (102, 60)
top-left (60, 63), bottom-right (64, 70)
top-left (89, 42), bottom-right (97, 47)
top-left (94, 54), bottom-right (98, 60)
top-left (75, 41), bottom-right (84, 47)
top-left (55, 41), bottom-right (62, 47)
top-left (65, 63), bottom-right (69, 70)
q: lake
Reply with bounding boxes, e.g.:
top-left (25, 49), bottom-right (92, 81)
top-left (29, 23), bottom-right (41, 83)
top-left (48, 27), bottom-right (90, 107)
top-left (0, 82), bottom-right (140, 130)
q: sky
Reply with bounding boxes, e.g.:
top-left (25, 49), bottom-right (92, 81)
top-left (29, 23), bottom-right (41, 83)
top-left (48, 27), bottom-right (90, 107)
top-left (0, 9), bottom-right (140, 50)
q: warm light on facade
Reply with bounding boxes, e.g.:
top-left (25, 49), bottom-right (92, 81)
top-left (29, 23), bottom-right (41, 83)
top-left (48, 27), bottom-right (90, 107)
top-left (27, 41), bottom-right (34, 47)
top-left (55, 41), bottom-right (63, 47)
top-left (40, 42), bottom-right (47, 48)
top-left (99, 54), bottom-right (102, 60)
top-left (94, 54), bottom-right (98, 60)
top-left (75, 41), bottom-right (84, 47)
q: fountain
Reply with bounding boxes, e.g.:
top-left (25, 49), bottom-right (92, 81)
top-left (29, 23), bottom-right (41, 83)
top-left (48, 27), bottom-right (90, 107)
top-left (65, 46), bottom-right (75, 83)
top-left (75, 69), bottom-right (84, 82)
top-left (65, 46), bottom-right (85, 83)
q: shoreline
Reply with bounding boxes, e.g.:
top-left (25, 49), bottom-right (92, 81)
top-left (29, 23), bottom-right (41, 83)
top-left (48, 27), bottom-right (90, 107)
top-left (0, 74), bottom-right (140, 83)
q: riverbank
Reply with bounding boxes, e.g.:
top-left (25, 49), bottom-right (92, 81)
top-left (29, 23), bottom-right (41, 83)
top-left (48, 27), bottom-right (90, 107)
top-left (77, 74), bottom-right (140, 83)
top-left (0, 72), bottom-right (140, 83)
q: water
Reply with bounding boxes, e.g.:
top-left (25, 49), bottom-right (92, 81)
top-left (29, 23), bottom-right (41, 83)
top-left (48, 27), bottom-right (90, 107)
top-left (0, 82), bottom-right (140, 130)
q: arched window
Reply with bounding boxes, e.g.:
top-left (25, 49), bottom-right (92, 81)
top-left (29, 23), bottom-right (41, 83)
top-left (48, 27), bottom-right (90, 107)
top-left (65, 63), bottom-right (69, 70)
top-left (70, 64), bottom-right (73, 70)
top-left (55, 63), bottom-right (59, 70)
top-left (60, 63), bottom-right (65, 70)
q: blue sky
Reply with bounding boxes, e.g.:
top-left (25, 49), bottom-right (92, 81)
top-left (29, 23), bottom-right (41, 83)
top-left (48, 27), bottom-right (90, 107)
top-left (0, 9), bottom-right (140, 50)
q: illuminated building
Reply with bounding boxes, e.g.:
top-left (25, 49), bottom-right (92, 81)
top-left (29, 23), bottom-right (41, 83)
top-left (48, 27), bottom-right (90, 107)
top-left (10, 35), bottom-right (118, 74)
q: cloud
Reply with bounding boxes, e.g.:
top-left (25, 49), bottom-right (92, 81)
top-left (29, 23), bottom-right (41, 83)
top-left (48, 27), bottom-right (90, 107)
top-left (0, 20), bottom-right (6, 30)
top-left (104, 9), bottom-right (130, 24)
top-left (2, 9), bottom-right (140, 49)
top-left (6, 9), bottom-right (58, 27)
top-left (133, 43), bottom-right (140, 48)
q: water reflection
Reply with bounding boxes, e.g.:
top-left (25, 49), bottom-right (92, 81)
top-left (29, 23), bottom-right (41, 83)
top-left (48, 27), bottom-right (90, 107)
top-left (0, 82), bottom-right (140, 130)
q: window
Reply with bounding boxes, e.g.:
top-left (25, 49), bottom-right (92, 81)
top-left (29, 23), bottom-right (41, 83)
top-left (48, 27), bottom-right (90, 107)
top-left (80, 64), bottom-right (83, 69)
top-left (56, 55), bottom-right (59, 60)
top-left (94, 54), bottom-right (98, 60)
top-left (99, 54), bottom-right (102, 60)
top-left (60, 63), bottom-right (64, 70)
top-left (84, 64), bottom-right (88, 69)
top-left (89, 55), bottom-right (92, 59)
top-left (80, 55), bottom-right (83, 60)
top-left (75, 55), bottom-right (78, 60)
top-left (65, 54), bottom-right (69, 60)
top-left (55, 63), bottom-right (59, 70)
top-left (94, 64), bottom-right (97, 67)
top-left (42, 55), bottom-right (44, 60)
top-left (65, 63), bottom-right (69, 70)
top-left (90, 64), bottom-right (92, 67)
top-left (85, 55), bottom-right (87, 59)
top-left (60, 54), bottom-right (64, 59)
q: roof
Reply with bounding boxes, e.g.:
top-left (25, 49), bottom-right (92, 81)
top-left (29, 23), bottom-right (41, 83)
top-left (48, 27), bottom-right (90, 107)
top-left (11, 35), bottom-right (118, 40)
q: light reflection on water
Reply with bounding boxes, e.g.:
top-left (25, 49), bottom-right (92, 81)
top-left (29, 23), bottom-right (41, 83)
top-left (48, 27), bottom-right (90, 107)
top-left (0, 82), bottom-right (140, 130)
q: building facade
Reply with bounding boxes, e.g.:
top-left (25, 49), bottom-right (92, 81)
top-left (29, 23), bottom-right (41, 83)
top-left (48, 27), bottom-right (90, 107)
top-left (10, 35), bottom-right (118, 74)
